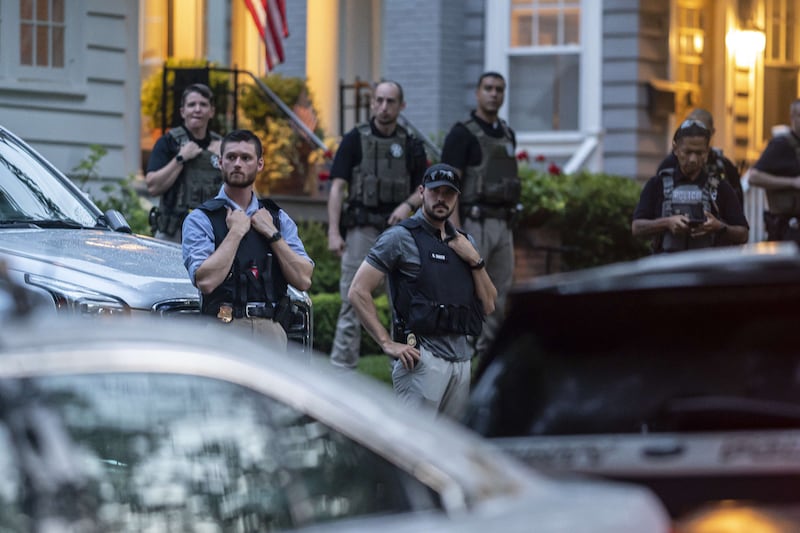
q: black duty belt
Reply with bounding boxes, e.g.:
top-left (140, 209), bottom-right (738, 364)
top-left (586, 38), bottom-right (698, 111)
top-left (242, 302), bottom-right (275, 319)
top-left (463, 204), bottom-right (514, 220)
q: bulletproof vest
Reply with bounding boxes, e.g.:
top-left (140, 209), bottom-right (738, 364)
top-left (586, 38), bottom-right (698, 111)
top-left (157, 126), bottom-right (223, 236)
top-left (391, 218), bottom-right (484, 337)
top-left (196, 198), bottom-right (288, 318)
top-left (461, 119), bottom-right (520, 207)
top-left (659, 169), bottom-right (717, 252)
top-left (765, 133), bottom-right (800, 215)
top-left (348, 123), bottom-right (412, 211)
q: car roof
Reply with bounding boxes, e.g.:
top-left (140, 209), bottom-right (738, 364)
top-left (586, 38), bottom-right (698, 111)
top-left (512, 242), bottom-right (800, 296)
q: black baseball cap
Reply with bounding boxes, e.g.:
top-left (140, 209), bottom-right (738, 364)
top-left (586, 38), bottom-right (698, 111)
top-left (422, 163), bottom-right (461, 193)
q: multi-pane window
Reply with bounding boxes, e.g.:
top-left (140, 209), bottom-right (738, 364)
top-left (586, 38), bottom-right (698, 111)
top-left (674, 2), bottom-right (704, 86)
top-left (20, 0), bottom-right (65, 68)
top-left (508, 0), bottom-right (581, 131)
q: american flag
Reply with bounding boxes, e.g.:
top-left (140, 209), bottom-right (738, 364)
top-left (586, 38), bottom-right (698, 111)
top-left (244, 0), bottom-right (289, 71)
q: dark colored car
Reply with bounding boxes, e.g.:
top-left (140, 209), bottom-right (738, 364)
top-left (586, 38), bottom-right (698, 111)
top-left (465, 243), bottom-right (800, 531)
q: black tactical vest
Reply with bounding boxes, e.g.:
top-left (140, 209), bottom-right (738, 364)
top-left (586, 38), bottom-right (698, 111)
top-left (659, 169), bottom-right (718, 252)
top-left (391, 218), bottom-right (484, 337)
top-left (348, 123), bottom-right (412, 212)
top-left (461, 119), bottom-right (520, 207)
top-left (157, 126), bottom-right (223, 236)
top-left (196, 198), bottom-right (288, 318)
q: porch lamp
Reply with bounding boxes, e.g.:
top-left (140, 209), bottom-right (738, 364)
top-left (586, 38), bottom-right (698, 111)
top-left (725, 28), bottom-right (766, 67)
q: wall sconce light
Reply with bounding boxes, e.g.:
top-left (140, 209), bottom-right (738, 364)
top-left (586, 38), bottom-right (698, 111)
top-left (725, 29), bottom-right (766, 67)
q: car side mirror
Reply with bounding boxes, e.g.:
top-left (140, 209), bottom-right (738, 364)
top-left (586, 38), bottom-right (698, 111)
top-left (103, 209), bottom-right (132, 233)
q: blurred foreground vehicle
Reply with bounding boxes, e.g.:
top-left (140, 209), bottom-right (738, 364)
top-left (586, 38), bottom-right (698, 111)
top-left (465, 243), bottom-right (800, 531)
top-left (0, 315), bottom-right (669, 532)
top-left (0, 124), bottom-right (311, 349)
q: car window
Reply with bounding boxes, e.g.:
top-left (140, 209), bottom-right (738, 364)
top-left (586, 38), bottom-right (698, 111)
top-left (466, 285), bottom-right (800, 438)
top-left (0, 373), bottom-right (439, 530)
top-left (0, 132), bottom-right (98, 226)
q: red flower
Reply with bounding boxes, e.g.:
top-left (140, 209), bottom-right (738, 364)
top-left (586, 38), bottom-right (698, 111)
top-left (318, 171), bottom-right (330, 182)
top-left (323, 150), bottom-right (334, 160)
top-left (547, 162), bottom-right (561, 175)
top-left (535, 154), bottom-right (546, 163)
top-left (516, 150), bottom-right (529, 162)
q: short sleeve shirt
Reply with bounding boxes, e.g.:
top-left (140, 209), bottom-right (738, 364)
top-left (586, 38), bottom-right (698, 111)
top-left (753, 132), bottom-right (800, 178)
top-left (365, 210), bottom-right (476, 362)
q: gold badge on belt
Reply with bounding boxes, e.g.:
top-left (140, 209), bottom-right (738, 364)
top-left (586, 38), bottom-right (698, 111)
top-left (406, 332), bottom-right (417, 347)
top-left (217, 304), bottom-right (233, 323)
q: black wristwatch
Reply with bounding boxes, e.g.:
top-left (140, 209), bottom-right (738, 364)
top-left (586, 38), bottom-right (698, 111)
top-left (470, 257), bottom-right (486, 270)
top-left (268, 230), bottom-right (282, 243)
top-left (175, 154), bottom-right (185, 165)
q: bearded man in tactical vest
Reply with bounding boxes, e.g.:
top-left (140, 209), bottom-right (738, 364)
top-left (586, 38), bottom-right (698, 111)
top-left (632, 119), bottom-right (749, 253)
top-left (348, 164), bottom-right (497, 419)
top-left (182, 129), bottom-right (314, 350)
top-left (327, 80), bottom-right (428, 370)
top-left (440, 71), bottom-right (520, 364)
top-left (146, 83), bottom-right (223, 243)
top-left (749, 99), bottom-right (800, 242)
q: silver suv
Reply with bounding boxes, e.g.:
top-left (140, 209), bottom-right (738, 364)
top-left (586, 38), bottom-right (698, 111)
top-left (0, 125), bottom-right (312, 349)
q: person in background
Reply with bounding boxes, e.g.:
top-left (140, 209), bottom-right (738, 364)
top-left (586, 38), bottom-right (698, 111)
top-left (656, 108), bottom-right (743, 207)
top-left (146, 83), bottom-right (222, 243)
top-left (182, 129), bottom-right (313, 350)
top-left (327, 80), bottom-right (428, 370)
top-left (632, 119), bottom-right (749, 253)
top-left (348, 164), bottom-right (497, 419)
top-left (440, 71), bottom-right (519, 365)
top-left (748, 99), bottom-right (800, 242)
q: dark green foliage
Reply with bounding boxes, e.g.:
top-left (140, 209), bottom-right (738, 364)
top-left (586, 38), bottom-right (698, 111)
top-left (558, 172), bottom-right (650, 270)
top-left (311, 292), bottom-right (390, 356)
top-left (296, 220), bottom-right (340, 294)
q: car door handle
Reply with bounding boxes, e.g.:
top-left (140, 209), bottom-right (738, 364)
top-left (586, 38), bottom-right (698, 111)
top-left (641, 442), bottom-right (685, 458)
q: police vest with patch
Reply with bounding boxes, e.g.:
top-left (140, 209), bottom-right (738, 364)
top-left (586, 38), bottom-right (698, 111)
top-left (460, 119), bottom-right (520, 208)
top-left (660, 169), bottom-right (719, 252)
top-left (196, 198), bottom-right (288, 320)
top-left (156, 126), bottom-right (223, 237)
top-left (347, 123), bottom-right (412, 215)
top-left (391, 218), bottom-right (484, 337)
top-left (765, 133), bottom-right (800, 215)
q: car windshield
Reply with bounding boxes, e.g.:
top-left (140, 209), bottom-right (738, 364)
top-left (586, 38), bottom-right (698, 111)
top-left (0, 131), bottom-right (99, 227)
top-left (466, 283), bottom-right (800, 437)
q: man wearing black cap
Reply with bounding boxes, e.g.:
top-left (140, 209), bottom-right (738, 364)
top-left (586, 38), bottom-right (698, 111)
top-left (349, 163), bottom-right (497, 418)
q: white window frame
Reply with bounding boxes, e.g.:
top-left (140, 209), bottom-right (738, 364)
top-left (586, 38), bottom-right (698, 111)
top-left (0, 0), bottom-right (86, 94)
top-left (485, 0), bottom-right (601, 167)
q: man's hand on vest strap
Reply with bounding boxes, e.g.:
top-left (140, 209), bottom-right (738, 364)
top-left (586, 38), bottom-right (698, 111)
top-left (448, 232), bottom-right (481, 265)
top-left (225, 207), bottom-right (251, 238)
top-left (178, 141), bottom-right (202, 163)
top-left (251, 208), bottom-right (278, 238)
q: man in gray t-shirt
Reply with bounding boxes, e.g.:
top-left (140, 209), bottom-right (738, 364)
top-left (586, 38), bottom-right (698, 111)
top-left (348, 164), bottom-right (497, 419)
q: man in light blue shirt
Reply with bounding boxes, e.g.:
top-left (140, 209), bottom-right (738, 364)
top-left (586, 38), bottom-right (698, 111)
top-left (182, 129), bottom-right (313, 349)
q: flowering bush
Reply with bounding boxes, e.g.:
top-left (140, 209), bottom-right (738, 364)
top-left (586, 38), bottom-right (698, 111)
top-left (517, 150), bottom-right (568, 226)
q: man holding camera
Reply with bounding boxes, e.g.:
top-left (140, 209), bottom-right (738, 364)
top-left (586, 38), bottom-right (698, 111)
top-left (632, 119), bottom-right (748, 253)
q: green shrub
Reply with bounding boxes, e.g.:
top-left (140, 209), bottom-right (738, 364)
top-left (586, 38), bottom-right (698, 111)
top-left (517, 165), bottom-right (650, 270)
top-left (312, 292), bottom-right (390, 356)
top-left (558, 172), bottom-right (650, 270)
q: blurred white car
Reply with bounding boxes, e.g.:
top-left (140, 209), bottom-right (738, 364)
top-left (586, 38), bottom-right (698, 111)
top-left (0, 124), bottom-right (312, 348)
top-left (0, 317), bottom-right (669, 532)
